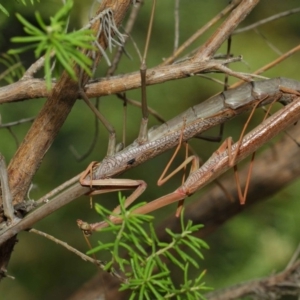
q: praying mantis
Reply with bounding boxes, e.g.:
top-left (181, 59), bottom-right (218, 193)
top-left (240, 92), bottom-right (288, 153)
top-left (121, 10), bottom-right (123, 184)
top-left (77, 77), bottom-right (300, 234)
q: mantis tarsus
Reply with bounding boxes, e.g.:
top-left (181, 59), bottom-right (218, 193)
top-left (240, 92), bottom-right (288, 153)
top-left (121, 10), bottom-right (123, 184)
top-left (78, 77), bottom-right (300, 233)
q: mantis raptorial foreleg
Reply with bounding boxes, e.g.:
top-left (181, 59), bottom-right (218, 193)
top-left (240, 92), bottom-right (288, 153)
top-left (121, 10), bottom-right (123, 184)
top-left (78, 105), bottom-right (255, 233)
top-left (79, 161), bottom-right (147, 216)
top-left (78, 78), bottom-right (300, 234)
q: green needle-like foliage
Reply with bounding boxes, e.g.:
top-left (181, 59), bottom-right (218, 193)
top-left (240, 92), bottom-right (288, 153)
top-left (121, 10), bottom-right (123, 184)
top-left (0, 0), bottom-right (38, 16)
top-left (20, 0), bottom-right (40, 5)
top-left (0, 4), bottom-right (9, 16)
top-left (9, 0), bottom-right (95, 89)
top-left (87, 193), bottom-right (212, 299)
top-left (0, 53), bottom-right (25, 83)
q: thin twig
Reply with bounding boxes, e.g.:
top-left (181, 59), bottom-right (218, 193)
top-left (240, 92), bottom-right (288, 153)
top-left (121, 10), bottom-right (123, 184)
top-left (230, 44), bottom-right (300, 89)
top-left (0, 62), bottom-right (23, 81)
top-left (29, 228), bottom-right (127, 283)
top-left (116, 93), bottom-right (165, 123)
top-left (254, 28), bottom-right (282, 55)
top-left (192, 0), bottom-right (259, 61)
top-left (251, 44), bottom-right (300, 77)
top-left (35, 173), bottom-right (82, 206)
top-left (234, 7), bottom-right (300, 34)
top-left (22, 55), bottom-right (50, 80)
top-left (213, 63), bottom-right (253, 82)
top-left (162, 0), bottom-right (243, 65)
top-left (0, 117), bottom-right (35, 128)
top-left (69, 98), bottom-right (100, 162)
top-left (107, 0), bottom-right (143, 76)
top-left (286, 242), bottom-right (300, 270)
top-left (173, 0), bottom-right (180, 52)
top-left (0, 155), bottom-right (15, 223)
top-left (5, 127), bottom-right (19, 149)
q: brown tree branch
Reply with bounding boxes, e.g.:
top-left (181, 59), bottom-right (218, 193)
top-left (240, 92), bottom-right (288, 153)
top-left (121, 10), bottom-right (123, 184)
top-left (0, 1), bottom-right (260, 106)
top-left (0, 0), bottom-right (132, 281)
top-left (7, 0), bottom-right (132, 205)
top-left (0, 0), bottom-right (262, 246)
top-left (3, 77), bottom-right (296, 246)
top-left (205, 261), bottom-right (300, 300)
top-left (192, 0), bottom-right (260, 60)
top-left (162, 0), bottom-right (243, 65)
top-left (0, 57), bottom-right (242, 105)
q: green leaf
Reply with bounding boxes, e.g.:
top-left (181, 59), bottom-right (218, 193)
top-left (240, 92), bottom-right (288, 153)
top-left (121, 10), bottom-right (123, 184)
top-left (44, 49), bottom-right (52, 89)
top-left (11, 36), bottom-right (44, 43)
top-left (11, 0), bottom-right (96, 89)
top-left (182, 239), bottom-right (204, 261)
top-left (164, 251), bottom-right (184, 270)
top-left (19, 0), bottom-right (40, 5)
top-left (86, 242), bottom-right (115, 255)
top-left (51, 0), bottom-right (73, 23)
top-left (35, 11), bottom-right (48, 31)
top-left (0, 53), bottom-right (25, 83)
top-left (89, 193), bottom-right (210, 299)
top-left (0, 4), bottom-right (9, 16)
top-left (15, 13), bottom-right (44, 36)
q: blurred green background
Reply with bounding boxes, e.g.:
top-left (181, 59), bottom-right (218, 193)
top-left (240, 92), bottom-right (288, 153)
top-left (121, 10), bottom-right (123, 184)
top-left (0, 0), bottom-right (300, 299)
